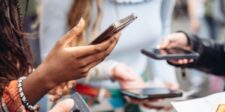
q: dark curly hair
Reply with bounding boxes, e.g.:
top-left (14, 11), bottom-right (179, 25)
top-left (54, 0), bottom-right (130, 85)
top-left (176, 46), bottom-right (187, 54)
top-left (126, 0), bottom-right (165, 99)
top-left (0, 0), bottom-right (33, 96)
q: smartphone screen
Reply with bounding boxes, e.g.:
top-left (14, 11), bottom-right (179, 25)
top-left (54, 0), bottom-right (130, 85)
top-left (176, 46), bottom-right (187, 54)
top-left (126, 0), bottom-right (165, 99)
top-left (122, 88), bottom-right (182, 100)
top-left (89, 13), bottom-right (137, 45)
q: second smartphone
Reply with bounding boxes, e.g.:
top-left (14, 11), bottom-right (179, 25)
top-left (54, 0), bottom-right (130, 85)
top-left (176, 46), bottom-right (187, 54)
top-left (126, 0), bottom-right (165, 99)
top-left (141, 48), bottom-right (200, 60)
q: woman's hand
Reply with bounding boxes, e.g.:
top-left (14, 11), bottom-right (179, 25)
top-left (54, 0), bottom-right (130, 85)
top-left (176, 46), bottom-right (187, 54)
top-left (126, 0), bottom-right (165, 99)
top-left (23, 18), bottom-right (120, 104)
top-left (111, 63), bottom-right (148, 89)
top-left (160, 32), bottom-right (194, 65)
top-left (40, 18), bottom-right (120, 88)
top-left (160, 32), bottom-right (190, 49)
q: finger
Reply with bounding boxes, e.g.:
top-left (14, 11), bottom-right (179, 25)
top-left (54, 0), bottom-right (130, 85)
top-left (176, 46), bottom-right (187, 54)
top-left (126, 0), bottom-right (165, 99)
top-left (105, 33), bottom-right (120, 54)
top-left (70, 32), bottom-right (119, 58)
top-left (165, 42), bottom-right (180, 49)
top-left (62, 85), bottom-right (70, 95)
top-left (49, 99), bottom-right (74, 112)
top-left (77, 34), bottom-right (119, 69)
top-left (142, 103), bottom-right (165, 110)
top-left (67, 80), bottom-right (76, 89)
top-left (183, 59), bottom-right (188, 64)
top-left (61, 18), bottom-right (85, 44)
top-left (79, 51), bottom-right (107, 68)
top-left (81, 59), bottom-right (103, 74)
top-left (168, 59), bottom-right (180, 64)
top-left (160, 38), bottom-right (171, 49)
top-left (56, 87), bottom-right (64, 96)
top-left (188, 59), bottom-right (194, 63)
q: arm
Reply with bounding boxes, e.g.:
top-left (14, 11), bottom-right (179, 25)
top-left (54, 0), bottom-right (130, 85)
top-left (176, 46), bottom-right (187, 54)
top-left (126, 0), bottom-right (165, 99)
top-left (19, 19), bottom-right (120, 106)
top-left (166, 32), bottom-right (225, 76)
top-left (184, 33), bottom-right (225, 76)
top-left (160, 0), bottom-right (175, 36)
top-left (188, 0), bottom-right (198, 21)
top-left (187, 0), bottom-right (201, 33)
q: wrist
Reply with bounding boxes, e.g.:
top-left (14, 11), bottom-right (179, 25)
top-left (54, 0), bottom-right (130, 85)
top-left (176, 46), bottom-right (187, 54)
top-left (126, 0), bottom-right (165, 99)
top-left (35, 63), bottom-right (59, 90)
top-left (22, 63), bottom-right (59, 105)
top-left (176, 31), bottom-right (191, 46)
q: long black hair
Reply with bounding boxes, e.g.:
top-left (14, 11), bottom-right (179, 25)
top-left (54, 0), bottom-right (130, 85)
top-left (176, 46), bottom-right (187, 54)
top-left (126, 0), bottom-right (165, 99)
top-left (0, 0), bottom-right (32, 96)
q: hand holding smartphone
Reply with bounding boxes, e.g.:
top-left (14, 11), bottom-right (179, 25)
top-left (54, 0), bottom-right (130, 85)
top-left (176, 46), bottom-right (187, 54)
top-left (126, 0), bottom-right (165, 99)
top-left (89, 13), bottom-right (137, 45)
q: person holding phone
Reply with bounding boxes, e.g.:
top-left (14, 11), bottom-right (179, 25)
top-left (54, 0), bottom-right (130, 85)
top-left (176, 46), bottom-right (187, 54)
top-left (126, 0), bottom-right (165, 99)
top-left (40, 0), bottom-right (178, 111)
top-left (0, 0), bottom-right (120, 111)
top-left (160, 31), bottom-right (225, 75)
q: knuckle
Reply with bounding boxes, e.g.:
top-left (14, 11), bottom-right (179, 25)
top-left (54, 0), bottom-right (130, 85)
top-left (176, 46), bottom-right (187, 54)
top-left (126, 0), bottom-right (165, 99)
top-left (80, 68), bottom-right (89, 76)
top-left (81, 68), bottom-right (88, 73)
top-left (93, 55), bottom-right (99, 60)
top-left (79, 61), bottom-right (87, 67)
top-left (55, 40), bottom-right (63, 47)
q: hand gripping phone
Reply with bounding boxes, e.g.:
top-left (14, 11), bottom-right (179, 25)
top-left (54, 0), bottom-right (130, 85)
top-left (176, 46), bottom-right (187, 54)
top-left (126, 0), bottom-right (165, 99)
top-left (90, 13), bottom-right (137, 44)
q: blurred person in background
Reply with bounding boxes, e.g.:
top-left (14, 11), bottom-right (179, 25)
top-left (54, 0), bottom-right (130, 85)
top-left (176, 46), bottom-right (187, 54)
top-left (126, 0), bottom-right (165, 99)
top-left (40, 0), bottom-right (178, 112)
top-left (160, 31), bottom-right (225, 84)
top-left (188, 0), bottom-right (225, 40)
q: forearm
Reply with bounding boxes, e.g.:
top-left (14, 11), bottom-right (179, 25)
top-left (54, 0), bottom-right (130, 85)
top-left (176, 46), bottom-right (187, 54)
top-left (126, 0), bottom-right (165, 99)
top-left (23, 63), bottom-right (57, 105)
top-left (185, 34), bottom-right (225, 75)
top-left (187, 0), bottom-right (198, 20)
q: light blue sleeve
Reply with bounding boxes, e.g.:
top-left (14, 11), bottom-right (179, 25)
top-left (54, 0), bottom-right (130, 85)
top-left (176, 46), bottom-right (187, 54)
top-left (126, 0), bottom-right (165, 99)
top-left (160, 0), bottom-right (175, 36)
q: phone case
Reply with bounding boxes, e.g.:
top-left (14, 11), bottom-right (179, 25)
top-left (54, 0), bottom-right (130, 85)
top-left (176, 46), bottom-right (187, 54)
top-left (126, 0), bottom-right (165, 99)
top-left (121, 88), bottom-right (183, 100)
top-left (141, 48), bottom-right (200, 60)
top-left (121, 90), bottom-right (148, 100)
top-left (90, 13), bottom-right (137, 44)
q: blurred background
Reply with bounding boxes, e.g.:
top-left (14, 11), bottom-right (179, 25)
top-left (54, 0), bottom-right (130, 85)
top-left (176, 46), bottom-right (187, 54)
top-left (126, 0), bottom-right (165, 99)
top-left (19, 0), bottom-right (225, 112)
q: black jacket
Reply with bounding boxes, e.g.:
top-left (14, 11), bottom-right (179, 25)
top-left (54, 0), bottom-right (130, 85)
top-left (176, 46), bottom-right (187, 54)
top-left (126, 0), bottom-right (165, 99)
top-left (171, 33), bottom-right (225, 76)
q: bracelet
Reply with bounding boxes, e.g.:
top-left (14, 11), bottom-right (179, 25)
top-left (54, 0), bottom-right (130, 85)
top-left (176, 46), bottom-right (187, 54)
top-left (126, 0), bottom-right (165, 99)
top-left (18, 76), bottom-right (38, 112)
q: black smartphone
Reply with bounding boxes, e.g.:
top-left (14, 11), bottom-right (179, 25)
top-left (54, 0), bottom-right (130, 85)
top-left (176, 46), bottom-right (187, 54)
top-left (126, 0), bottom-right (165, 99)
top-left (141, 48), bottom-right (199, 60)
top-left (89, 13), bottom-right (137, 45)
top-left (121, 88), bottom-right (183, 100)
top-left (70, 92), bottom-right (91, 112)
